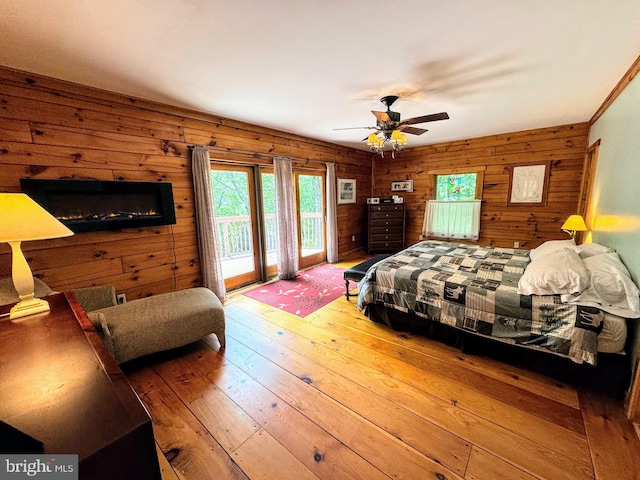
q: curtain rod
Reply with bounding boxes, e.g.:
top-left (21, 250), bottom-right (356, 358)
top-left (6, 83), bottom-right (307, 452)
top-left (189, 144), bottom-right (334, 167)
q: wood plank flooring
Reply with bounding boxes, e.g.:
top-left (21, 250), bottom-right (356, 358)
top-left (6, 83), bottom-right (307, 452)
top-left (125, 259), bottom-right (640, 480)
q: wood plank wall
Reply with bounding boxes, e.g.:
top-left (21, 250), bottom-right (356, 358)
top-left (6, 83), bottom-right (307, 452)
top-left (0, 67), bottom-right (370, 299)
top-left (371, 123), bottom-right (589, 249)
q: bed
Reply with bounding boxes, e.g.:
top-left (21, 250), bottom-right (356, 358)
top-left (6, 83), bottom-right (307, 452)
top-left (357, 240), bottom-right (640, 392)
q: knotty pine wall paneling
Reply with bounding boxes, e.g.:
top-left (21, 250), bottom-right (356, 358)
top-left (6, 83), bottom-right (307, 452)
top-left (372, 123), bottom-right (589, 249)
top-left (0, 67), bottom-right (370, 298)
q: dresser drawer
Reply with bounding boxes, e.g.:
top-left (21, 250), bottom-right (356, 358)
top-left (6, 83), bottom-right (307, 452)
top-left (371, 233), bottom-right (402, 243)
top-left (369, 205), bottom-right (404, 213)
top-left (369, 210), bottom-right (404, 221)
top-left (371, 225), bottom-right (403, 235)
top-left (370, 217), bottom-right (404, 228)
top-left (369, 240), bottom-right (403, 251)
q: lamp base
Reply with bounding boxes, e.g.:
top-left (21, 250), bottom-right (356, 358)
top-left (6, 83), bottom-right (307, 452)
top-left (10, 297), bottom-right (50, 319)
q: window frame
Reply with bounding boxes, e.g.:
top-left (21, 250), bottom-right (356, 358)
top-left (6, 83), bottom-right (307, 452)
top-left (422, 167), bottom-right (485, 242)
top-left (426, 167), bottom-right (485, 201)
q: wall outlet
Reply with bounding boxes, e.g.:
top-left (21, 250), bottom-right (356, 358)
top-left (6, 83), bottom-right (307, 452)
top-left (352, 235), bottom-right (356, 241)
top-left (513, 241), bottom-right (520, 248)
top-left (116, 293), bottom-right (126, 305)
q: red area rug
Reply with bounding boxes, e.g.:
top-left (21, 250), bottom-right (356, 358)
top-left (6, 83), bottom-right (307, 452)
top-left (243, 264), bottom-right (346, 317)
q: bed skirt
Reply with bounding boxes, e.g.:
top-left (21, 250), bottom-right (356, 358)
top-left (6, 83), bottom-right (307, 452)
top-left (365, 303), bottom-right (632, 397)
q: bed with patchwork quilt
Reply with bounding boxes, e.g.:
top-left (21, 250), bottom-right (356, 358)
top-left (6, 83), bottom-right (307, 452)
top-left (357, 240), bottom-right (639, 370)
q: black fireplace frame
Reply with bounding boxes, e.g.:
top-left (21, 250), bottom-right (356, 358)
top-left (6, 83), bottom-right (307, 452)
top-left (20, 179), bottom-right (177, 233)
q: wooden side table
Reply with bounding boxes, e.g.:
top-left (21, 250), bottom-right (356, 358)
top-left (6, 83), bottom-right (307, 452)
top-left (0, 292), bottom-right (160, 480)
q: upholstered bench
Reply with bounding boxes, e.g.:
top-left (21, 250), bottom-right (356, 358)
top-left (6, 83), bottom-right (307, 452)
top-left (0, 278), bottom-right (225, 364)
top-left (343, 254), bottom-right (392, 300)
top-left (75, 286), bottom-right (225, 364)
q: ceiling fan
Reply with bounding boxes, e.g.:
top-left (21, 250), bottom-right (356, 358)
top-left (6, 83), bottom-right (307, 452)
top-left (335, 95), bottom-right (449, 155)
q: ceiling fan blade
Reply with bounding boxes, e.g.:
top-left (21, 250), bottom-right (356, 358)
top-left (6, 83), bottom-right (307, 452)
top-left (399, 126), bottom-right (428, 136)
top-left (372, 110), bottom-right (390, 122)
top-left (401, 112), bottom-right (449, 125)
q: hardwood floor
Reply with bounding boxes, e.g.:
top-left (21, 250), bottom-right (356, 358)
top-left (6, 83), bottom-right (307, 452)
top-left (125, 259), bottom-right (640, 480)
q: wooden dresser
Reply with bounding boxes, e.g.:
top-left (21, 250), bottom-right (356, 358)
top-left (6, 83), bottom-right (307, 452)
top-left (366, 203), bottom-right (405, 254)
top-left (0, 293), bottom-right (161, 480)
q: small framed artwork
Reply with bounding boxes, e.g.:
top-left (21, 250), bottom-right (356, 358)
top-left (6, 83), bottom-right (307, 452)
top-left (507, 162), bottom-right (550, 206)
top-left (391, 179), bottom-right (414, 192)
top-left (337, 178), bottom-right (356, 204)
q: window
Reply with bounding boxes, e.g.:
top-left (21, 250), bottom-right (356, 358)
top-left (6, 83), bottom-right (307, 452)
top-left (435, 173), bottom-right (477, 201)
top-left (422, 169), bottom-right (484, 241)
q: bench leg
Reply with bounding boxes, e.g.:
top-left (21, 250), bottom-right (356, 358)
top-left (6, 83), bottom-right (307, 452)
top-left (345, 280), bottom-right (359, 301)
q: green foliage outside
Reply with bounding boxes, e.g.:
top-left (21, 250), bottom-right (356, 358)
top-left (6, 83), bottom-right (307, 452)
top-left (210, 170), bottom-right (250, 216)
top-left (297, 175), bottom-right (322, 214)
top-left (210, 171), bottom-right (322, 217)
top-left (435, 173), bottom-right (477, 201)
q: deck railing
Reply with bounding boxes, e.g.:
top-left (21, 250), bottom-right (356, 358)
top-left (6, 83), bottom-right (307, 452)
top-left (217, 212), bottom-right (323, 258)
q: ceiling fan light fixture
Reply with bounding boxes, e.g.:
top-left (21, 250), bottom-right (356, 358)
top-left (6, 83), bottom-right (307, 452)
top-left (367, 133), bottom-right (385, 155)
top-left (390, 130), bottom-right (407, 150)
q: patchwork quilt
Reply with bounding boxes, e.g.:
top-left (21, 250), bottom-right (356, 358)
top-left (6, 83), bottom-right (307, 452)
top-left (357, 240), bottom-right (605, 365)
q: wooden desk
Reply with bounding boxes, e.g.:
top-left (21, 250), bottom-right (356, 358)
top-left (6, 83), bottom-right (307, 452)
top-left (0, 293), bottom-right (160, 480)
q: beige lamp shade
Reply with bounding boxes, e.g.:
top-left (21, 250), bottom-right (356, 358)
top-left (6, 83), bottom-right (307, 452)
top-left (0, 193), bottom-right (74, 242)
top-left (0, 193), bottom-right (74, 319)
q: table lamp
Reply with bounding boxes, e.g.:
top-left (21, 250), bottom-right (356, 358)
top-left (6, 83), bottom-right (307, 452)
top-left (561, 214), bottom-right (587, 240)
top-left (0, 193), bottom-right (74, 319)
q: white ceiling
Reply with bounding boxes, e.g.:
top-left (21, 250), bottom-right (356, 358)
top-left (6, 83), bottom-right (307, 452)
top-left (1, 1), bottom-right (640, 151)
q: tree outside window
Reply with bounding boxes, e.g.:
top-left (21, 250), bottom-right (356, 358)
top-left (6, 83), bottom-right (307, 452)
top-left (435, 173), bottom-right (478, 201)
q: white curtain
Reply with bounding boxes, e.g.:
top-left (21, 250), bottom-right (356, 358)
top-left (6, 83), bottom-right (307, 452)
top-left (274, 156), bottom-right (299, 279)
top-left (191, 145), bottom-right (226, 300)
top-left (422, 200), bottom-right (482, 241)
top-left (325, 162), bottom-right (338, 263)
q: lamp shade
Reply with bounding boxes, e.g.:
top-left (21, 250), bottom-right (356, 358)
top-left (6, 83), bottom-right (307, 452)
top-left (561, 215), bottom-right (587, 232)
top-left (0, 193), bottom-right (73, 242)
top-left (0, 193), bottom-right (73, 319)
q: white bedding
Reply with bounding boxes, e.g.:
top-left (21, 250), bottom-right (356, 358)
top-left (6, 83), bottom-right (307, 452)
top-left (521, 240), bottom-right (638, 354)
top-left (598, 314), bottom-right (627, 353)
top-left (561, 252), bottom-right (640, 319)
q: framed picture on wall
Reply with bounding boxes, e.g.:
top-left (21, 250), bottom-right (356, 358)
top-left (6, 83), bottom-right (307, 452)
top-left (337, 178), bottom-right (356, 204)
top-left (391, 180), bottom-right (414, 192)
top-left (507, 162), bottom-right (550, 206)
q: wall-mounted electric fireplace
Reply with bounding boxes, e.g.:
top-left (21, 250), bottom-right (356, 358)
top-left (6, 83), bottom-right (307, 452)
top-left (20, 179), bottom-right (177, 233)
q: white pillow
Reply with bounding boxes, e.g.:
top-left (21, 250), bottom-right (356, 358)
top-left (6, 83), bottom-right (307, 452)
top-left (563, 252), bottom-right (640, 318)
top-left (577, 242), bottom-right (615, 259)
top-left (529, 239), bottom-right (579, 261)
top-left (518, 248), bottom-right (590, 296)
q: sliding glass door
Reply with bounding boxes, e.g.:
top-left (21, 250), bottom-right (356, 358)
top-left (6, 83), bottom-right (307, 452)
top-left (211, 163), bottom-right (326, 289)
top-left (296, 172), bottom-right (326, 268)
top-left (260, 170), bottom-right (279, 278)
top-left (210, 165), bottom-right (260, 290)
